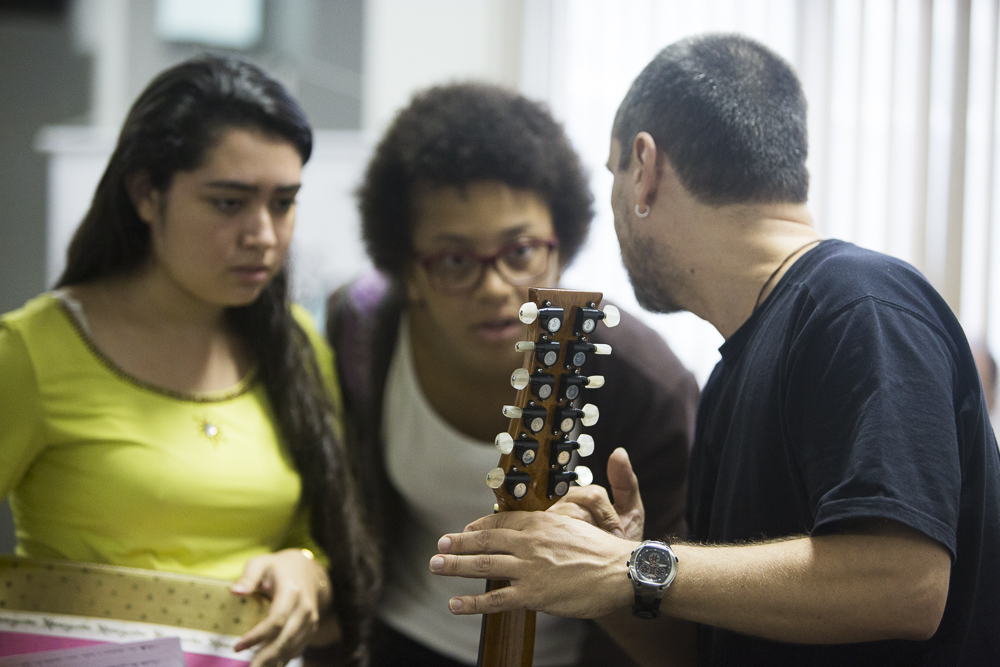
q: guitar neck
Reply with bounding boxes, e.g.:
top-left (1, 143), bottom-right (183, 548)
top-left (477, 287), bottom-right (618, 667)
top-left (478, 581), bottom-right (535, 667)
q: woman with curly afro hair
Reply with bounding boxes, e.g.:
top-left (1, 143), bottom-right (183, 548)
top-left (326, 83), bottom-right (698, 667)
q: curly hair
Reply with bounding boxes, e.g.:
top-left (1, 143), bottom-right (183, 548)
top-left (614, 34), bottom-right (808, 205)
top-left (358, 83), bottom-right (593, 276)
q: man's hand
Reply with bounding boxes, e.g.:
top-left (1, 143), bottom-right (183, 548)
top-left (430, 510), bottom-right (638, 618)
top-left (232, 548), bottom-right (333, 667)
top-left (548, 447), bottom-right (645, 541)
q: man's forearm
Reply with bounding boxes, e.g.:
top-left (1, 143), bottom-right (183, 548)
top-left (596, 524), bottom-right (950, 663)
top-left (433, 513), bottom-right (950, 648)
top-left (662, 523), bottom-right (950, 644)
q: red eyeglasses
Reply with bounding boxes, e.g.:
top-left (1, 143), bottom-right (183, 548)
top-left (416, 238), bottom-right (558, 295)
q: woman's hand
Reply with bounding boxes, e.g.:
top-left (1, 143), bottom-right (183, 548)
top-left (231, 548), bottom-right (333, 667)
top-left (547, 448), bottom-right (645, 541)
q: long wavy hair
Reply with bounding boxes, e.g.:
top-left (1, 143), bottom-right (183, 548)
top-left (56, 55), bottom-right (379, 665)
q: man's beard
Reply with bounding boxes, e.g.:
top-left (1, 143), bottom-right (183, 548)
top-left (620, 232), bottom-right (683, 315)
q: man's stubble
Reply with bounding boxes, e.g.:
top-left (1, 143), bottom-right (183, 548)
top-left (617, 217), bottom-right (684, 316)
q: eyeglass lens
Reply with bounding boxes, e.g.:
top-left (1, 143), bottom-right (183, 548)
top-left (427, 241), bottom-right (553, 293)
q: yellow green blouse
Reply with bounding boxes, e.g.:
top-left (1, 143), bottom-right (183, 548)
top-left (0, 293), bottom-right (335, 580)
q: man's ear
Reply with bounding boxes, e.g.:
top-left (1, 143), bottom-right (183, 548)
top-left (631, 132), bottom-right (660, 211)
top-left (125, 171), bottom-right (160, 225)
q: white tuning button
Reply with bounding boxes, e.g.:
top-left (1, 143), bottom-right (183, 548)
top-left (495, 432), bottom-right (515, 455)
top-left (519, 302), bottom-right (539, 324)
top-left (502, 405), bottom-right (522, 419)
top-left (514, 341), bottom-right (535, 353)
top-left (486, 467), bottom-right (506, 489)
top-left (577, 433), bottom-right (595, 457)
top-left (602, 304), bottom-right (621, 328)
top-left (586, 375), bottom-right (605, 389)
top-left (581, 403), bottom-right (599, 427)
top-left (593, 343), bottom-right (612, 355)
top-left (574, 466), bottom-right (594, 487)
top-left (510, 368), bottom-right (530, 390)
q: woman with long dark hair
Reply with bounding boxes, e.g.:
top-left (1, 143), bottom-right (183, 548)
top-left (0, 55), bottom-right (378, 666)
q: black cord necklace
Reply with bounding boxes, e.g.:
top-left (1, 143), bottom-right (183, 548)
top-left (753, 239), bottom-right (822, 313)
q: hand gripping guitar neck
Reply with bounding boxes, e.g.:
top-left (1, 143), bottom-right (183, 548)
top-left (477, 288), bottom-right (619, 667)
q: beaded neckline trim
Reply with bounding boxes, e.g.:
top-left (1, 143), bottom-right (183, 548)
top-left (53, 295), bottom-right (258, 404)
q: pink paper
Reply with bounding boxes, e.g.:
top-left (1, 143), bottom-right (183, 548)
top-left (0, 637), bottom-right (185, 667)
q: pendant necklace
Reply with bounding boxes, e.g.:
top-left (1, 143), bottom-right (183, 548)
top-left (753, 239), bottom-right (822, 313)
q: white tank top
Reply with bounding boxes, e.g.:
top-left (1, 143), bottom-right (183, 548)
top-left (378, 316), bottom-right (585, 665)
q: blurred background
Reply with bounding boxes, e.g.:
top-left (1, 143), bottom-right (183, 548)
top-left (2, 0), bottom-right (999, 551)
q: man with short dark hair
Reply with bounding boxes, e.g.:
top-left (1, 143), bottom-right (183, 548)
top-left (429, 34), bottom-right (1000, 665)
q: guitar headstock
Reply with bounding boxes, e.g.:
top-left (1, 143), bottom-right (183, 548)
top-left (486, 287), bottom-right (619, 512)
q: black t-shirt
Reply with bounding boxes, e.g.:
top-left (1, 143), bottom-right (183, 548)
top-left (688, 240), bottom-right (1000, 666)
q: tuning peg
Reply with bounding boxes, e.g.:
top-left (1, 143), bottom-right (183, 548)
top-left (551, 441), bottom-right (572, 466)
top-left (556, 403), bottom-right (599, 432)
top-left (548, 465), bottom-right (593, 497)
top-left (495, 432), bottom-right (514, 455)
top-left (489, 468), bottom-right (529, 499)
top-left (560, 374), bottom-right (605, 400)
top-left (515, 339), bottom-right (561, 367)
top-left (550, 434), bottom-right (595, 466)
top-left (574, 304), bottom-right (620, 334)
top-left (602, 305), bottom-right (620, 327)
top-left (503, 405), bottom-right (548, 433)
top-left (514, 438), bottom-right (539, 464)
top-left (519, 302), bottom-right (539, 324)
top-left (496, 433), bottom-right (540, 465)
top-left (520, 302), bottom-right (564, 333)
top-left (486, 467), bottom-right (506, 488)
top-left (512, 369), bottom-right (556, 399)
top-left (567, 341), bottom-right (612, 367)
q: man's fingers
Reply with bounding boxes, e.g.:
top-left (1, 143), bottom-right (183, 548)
top-left (446, 583), bottom-right (520, 615)
top-left (444, 522), bottom-right (534, 555)
top-left (429, 552), bottom-right (519, 580)
top-left (607, 447), bottom-right (641, 513)
top-left (554, 487), bottom-right (624, 537)
top-left (547, 500), bottom-right (599, 526)
top-left (463, 508), bottom-right (539, 533)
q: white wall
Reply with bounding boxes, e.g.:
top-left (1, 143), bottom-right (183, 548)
top-left (362, 0), bottom-right (524, 133)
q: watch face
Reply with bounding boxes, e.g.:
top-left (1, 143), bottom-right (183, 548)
top-left (634, 546), bottom-right (673, 585)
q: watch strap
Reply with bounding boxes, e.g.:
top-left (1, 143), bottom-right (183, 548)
top-left (632, 587), bottom-right (663, 619)
top-left (629, 540), bottom-right (676, 620)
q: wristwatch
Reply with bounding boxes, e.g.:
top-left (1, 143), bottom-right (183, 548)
top-left (627, 540), bottom-right (678, 619)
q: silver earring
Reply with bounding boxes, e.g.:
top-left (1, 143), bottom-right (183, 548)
top-left (635, 204), bottom-right (650, 218)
